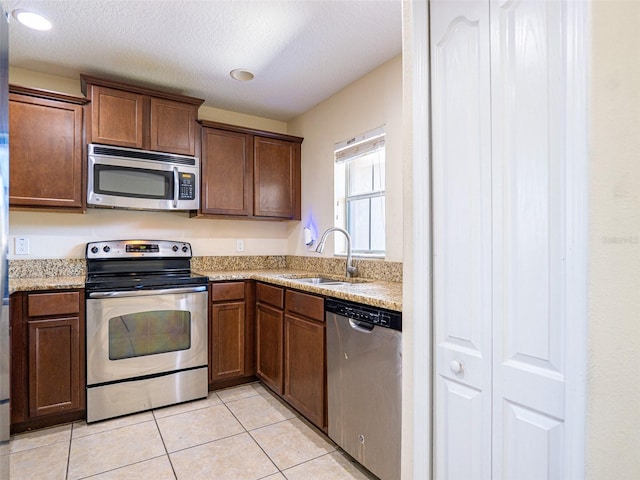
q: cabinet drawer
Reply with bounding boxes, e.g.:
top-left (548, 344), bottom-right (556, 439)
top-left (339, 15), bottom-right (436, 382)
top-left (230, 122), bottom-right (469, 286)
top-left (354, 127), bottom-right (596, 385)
top-left (27, 292), bottom-right (80, 317)
top-left (210, 282), bottom-right (245, 302)
top-left (256, 283), bottom-right (284, 309)
top-left (286, 290), bottom-right (324, 322)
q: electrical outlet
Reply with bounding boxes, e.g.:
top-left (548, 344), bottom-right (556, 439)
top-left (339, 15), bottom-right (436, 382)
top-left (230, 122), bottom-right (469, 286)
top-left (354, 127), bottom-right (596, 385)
top-left (15, 237), bottom-right (30, 255)
top-left (236, 239), bottom-right (245, 252)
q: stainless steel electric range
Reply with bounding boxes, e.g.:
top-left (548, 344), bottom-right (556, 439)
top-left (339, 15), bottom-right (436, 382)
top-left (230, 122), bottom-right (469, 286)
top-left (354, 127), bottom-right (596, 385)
top-left (85, 239), bottom-right (209, 423)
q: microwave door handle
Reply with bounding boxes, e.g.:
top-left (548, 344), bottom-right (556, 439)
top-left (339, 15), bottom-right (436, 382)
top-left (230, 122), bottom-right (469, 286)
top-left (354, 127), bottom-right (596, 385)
top-left (173, 167), bottom-right (179, 208)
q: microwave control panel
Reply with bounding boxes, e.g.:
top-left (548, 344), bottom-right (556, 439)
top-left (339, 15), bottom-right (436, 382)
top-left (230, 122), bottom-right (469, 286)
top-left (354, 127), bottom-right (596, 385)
top-left (178, 173), bottom-right (196, 200)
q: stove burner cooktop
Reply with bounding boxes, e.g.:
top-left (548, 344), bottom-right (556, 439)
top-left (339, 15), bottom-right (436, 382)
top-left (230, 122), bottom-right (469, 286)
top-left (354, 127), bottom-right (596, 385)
top-left (85, 272), bottom-right (209, 292)
top-left (85, 240), bottom-right (208, 292)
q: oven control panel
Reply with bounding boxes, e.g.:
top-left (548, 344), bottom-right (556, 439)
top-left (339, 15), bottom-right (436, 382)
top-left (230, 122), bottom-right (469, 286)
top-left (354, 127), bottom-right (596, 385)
top-left (87, 240), bottom-right (192, 259)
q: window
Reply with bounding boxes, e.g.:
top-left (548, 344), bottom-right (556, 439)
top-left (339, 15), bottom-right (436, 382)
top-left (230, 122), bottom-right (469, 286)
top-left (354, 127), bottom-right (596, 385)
top-left (334, 126), bottom-right (385, 255)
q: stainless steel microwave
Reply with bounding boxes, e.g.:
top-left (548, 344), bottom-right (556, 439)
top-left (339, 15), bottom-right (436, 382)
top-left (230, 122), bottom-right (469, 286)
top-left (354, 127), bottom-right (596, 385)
top-left (87, 144), bottom-right (200, 211)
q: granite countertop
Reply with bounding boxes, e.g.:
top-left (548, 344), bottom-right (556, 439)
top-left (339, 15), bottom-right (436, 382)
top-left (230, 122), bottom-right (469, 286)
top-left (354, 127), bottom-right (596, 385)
top-left (9, 276), bottom-right (86, 294)
top-left (200, 269), bottom-right (402, 311)
top-left (9, 269), bottom-right (402, 312)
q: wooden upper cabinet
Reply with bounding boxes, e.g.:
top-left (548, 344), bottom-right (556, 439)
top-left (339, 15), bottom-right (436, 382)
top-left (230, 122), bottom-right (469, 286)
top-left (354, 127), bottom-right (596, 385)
top-left (88, 85), bottom-right (145, 149)
top-left (150, 97), bottom-right (198, 156)
top-left (254, 136), bottom-right (301, 219)
top-left (81, 74), bottom-right (204, 156)
top-left (198, 121), bottom-right (302, 220)
top-left (9, 85), bottom-right (88, 211)
top-left (201, 127), bottom-right (253, 216)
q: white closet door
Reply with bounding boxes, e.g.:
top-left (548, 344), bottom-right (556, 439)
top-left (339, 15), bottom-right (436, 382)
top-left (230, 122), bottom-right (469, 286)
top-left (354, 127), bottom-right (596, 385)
top-left (490, 1), bottom-right (570, 478)
top-left (432, 0), bottom-right (586, 478)
top-left (431, 2), bottom-right (492, 479)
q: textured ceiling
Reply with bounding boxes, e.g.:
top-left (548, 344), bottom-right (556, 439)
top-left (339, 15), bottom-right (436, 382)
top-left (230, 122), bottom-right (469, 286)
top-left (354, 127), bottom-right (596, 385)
top-left (2, 0), bottom-right (402, 121)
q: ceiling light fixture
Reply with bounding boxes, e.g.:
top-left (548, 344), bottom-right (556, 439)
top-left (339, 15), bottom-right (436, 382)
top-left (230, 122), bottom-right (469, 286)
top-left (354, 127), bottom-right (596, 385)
top-left (12, 9), bottom-right (52, 31)
top-left (230, 69), bottom-right (254, 82)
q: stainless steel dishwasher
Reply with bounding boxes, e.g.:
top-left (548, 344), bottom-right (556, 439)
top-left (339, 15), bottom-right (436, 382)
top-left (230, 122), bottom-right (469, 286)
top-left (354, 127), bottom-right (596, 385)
top-left (326, 298), bottom-right (402, 480)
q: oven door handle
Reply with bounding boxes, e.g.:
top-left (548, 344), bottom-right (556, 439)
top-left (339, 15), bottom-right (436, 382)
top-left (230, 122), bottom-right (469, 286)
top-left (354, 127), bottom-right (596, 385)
top-left (88, 285), bottom-right (207, 299)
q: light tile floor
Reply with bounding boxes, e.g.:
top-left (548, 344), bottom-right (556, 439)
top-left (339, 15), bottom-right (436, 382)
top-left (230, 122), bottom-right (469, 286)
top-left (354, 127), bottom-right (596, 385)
top-left (9, 382), bottom-right (378, 480)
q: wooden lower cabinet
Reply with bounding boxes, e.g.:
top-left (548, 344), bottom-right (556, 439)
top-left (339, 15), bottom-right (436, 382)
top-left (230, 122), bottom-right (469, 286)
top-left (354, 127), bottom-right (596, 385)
top-left (284, 290), bottom-right (325, 430)
top-left (10, 290), bottom-right (86, 433)
top-left (256, 283), bottom-right (326, 430)
top-left (209, 281), bottom-right (255, 388)
top-left (256, 283), bottom-right (285, 394)
top-left (284, 314), bottom-right (325, 428)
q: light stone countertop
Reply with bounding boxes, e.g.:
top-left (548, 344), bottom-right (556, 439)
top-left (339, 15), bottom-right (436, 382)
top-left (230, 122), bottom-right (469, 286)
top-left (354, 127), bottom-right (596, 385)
top-left (201, 269), bottom-right (402, 311)
top-left (9, 276), bottom-right (86, 294)
top-left (9, 269), bottom-right (402, 312)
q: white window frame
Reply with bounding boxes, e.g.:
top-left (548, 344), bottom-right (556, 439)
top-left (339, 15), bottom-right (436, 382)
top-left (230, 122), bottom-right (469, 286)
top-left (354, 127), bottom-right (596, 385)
top-left (334, 126), bottom-right (386, 257)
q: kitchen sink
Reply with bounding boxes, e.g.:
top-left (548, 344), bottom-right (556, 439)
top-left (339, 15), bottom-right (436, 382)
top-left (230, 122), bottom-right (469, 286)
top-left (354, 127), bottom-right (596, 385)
top-left (292, 277), bottom-right (350, 285)
top-left (280, 274), bottom-right (371, 287)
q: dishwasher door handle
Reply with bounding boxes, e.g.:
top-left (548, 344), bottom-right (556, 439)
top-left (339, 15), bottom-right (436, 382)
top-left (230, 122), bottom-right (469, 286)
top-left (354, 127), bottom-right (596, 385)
top-left (348, 318), bottom-right (374, 333)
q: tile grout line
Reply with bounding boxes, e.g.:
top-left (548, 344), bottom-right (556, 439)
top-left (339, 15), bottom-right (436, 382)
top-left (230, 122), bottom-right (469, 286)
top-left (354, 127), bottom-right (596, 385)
top-left (65, 423), bottom-right (74, 480)
top-left (15, 383), bottom-right (342, 480)
top-left (223, 383), bottom-right (340, 479)
top-left (219, 391), bottom-right (286, 478)
top-left (151, 408), bottom-right (179, 480)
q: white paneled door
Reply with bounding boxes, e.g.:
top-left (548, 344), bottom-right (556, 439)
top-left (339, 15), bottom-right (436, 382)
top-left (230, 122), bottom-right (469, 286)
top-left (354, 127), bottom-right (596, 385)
top-left (431, 1), bottom-right (492, 479)
top-left (431, 0), bottom-right (587, 478)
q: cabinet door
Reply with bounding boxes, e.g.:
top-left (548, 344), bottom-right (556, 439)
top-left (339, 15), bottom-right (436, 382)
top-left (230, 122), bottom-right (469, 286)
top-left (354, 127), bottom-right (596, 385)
top-left (90, 85), bottom-right (145, 149)
top-left (256, 303), bottom-right (284, 394)
top-left (210, 301), bottom-right (246, 382)
top-left (150, 97), bottom-right (198, 156)
top-left (284, 314), bottom-right (325, 429)
top-left (28, 316), bottom-right (82, 417)
top-left (253, 137), bottom-right (301, 219)
top-left (9, 95), bottom-right (84, 209)
top-left (201, 128), bottom-right (253, 215)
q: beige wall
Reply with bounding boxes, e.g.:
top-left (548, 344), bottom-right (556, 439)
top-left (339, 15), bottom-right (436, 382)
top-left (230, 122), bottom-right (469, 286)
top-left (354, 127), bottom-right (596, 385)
top-left (588, 1), bottom-right (640, 477)
top-left (8, 64), bottom-right (404, 261)
top-left (287, 55), bottom-right (404, 262)
top-left (7, 68), bottom-right (290, 259)
top-left (9, 67), bottom-right (288, 133)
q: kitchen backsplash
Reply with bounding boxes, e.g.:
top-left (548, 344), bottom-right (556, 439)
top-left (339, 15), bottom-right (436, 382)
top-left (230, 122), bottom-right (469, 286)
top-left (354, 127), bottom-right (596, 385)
top-left (9, 255), bottom-right (402, 283)
top-left (191, 255), bottom-right (287, 271)
top-left (285, 256), bottom-right (402, 283)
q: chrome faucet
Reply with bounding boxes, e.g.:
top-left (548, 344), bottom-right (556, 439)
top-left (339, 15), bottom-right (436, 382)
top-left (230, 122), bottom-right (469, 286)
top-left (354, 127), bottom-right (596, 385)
top-left (315, 227), bottom-right (358, 278)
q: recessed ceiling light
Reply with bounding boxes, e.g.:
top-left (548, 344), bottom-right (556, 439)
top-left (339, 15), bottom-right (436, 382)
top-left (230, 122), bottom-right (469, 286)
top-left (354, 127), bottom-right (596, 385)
top-left (12, 10), bottom-right (52, 31)
top-left (230, 69), bottom-right (254, 82)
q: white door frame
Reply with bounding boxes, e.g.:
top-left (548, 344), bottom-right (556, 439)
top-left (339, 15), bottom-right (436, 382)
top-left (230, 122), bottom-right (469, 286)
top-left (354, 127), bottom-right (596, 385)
top-left (410, 0), bottom-right (433, 479)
